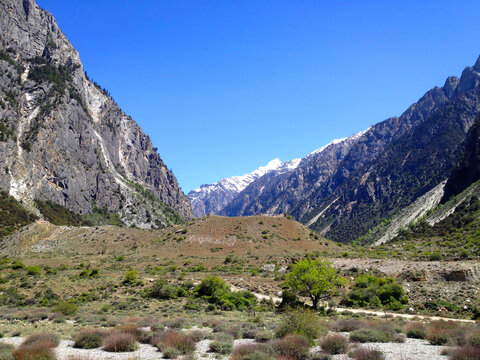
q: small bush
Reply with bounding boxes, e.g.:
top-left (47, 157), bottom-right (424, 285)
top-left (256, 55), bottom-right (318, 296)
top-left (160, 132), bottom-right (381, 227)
top-left (449, 345), bottom-right (480, 360)
top-left (122, 269), bottom-right (141, 286)
top-left (404, 322), bottom-right (426, 339)
top-left (275, 309), bottom-right (325, 344)
top-left (213, 323), bottom-right (241, 339)
top-left (332, 319), bottom-right (364, 332)
top-left (271, 335), bottom-right (310, 360)
top-left (426, 321), bottom-right (458, 345)
top-left (22, 333), bottom-right (59, 348)
top-left (209, 333), bottom-right (234, 355)
top-left (320, 334), bottom-right (349, 354)
top-left (73, 329), bottom-right (105, 349)
top-left (255, 331), bottom-right (273, 343)
top-left (0, 343), bottom-right (13, 360)
top-left (163, 347), bottom-right (181, 359)
top-left (154, 330), bottom-right (195, 355)
top-left (231, 344), bottom-right (274, 360)
top-left (103, 332), bottom-right (137, 352)
top-left (53, 301), bottom-right (78, 316)
top-left (351, 347), bottom-right (385, 360)
top-left (26, 266), bottom-right (41, 276)
top-left (350, 328), bottom-right (392, 343)
top-left (165, 318), bottom-right (185, 329)
top-left (12, 343), bottom-right (56, 360)
top-left (115, 324), bottom-right (144, 341)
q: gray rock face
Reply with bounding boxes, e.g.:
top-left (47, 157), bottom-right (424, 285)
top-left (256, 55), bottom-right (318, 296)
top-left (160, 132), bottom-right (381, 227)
top-left (0, 0), bottom-right (192, 227)
top-left (221, 56), bottom-right (480, 242)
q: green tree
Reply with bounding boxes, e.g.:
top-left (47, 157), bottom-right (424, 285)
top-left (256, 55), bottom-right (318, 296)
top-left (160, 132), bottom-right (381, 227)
top-left (284, 258), bottom-right (347, 310)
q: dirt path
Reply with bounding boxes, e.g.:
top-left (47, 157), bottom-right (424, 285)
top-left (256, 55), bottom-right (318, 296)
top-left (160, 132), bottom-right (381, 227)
top-left (231, 285), bottom-right (476, 324)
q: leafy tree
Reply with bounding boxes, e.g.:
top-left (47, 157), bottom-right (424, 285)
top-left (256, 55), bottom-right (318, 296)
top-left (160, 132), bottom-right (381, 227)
top-left (284, 258), bottom-right (347, 310)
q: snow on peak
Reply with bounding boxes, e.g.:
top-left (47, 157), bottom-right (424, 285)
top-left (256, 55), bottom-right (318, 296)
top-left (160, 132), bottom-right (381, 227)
top-left (308, 137), bottom-right (347, 156)
top-left (189, 158), bottom-right (298, 197)
top-left (308, 127), bottom-right (370, 157)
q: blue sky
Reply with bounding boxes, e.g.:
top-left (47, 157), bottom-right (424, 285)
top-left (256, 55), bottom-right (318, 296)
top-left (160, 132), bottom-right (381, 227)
top-left (37, 1), bottom-right (480, 193)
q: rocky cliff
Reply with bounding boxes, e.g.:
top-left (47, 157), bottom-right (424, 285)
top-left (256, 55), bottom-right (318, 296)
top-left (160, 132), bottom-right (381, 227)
top-left (0, 0), bottom-right (192, 227)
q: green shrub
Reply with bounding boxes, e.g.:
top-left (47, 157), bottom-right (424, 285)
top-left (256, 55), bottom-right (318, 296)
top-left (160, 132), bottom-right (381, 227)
top-left (0, 343), bottom-right (13, 360)
top-left (275, 309), bottom-right (325, 345)
top-left (163, 347), bottom-right (181, 358)
top-left (147, 279), bottom-right (178, 300)
top-left (350, 328), bottom-right (392, 343)
top-left (73, 329), bottom-right (105, 349)
top-left (26, 266), bottom-right (41, 276)
top-left (122, 269), bottom-right (141, 286)
top-left (53, 301), bottom-right (78, 316)
top-left (404, 323), bottom-right (426, 339)
top-left (209, 333), bottom-right (234, 355)
top-left (429, 252), bottom-right (443, 261)
top-left (194, 276), bottom-right (257, 310)
top-left (341, 274), bottom-right (408, 310)
top-left (11, 260), bottom-right (25, 270)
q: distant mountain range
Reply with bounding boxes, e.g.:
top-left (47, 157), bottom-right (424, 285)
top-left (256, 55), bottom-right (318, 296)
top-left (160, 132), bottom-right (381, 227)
top-left (188, 158), bottom-right (300, 217)
top-left (190, 56), bottom-right (480, 243)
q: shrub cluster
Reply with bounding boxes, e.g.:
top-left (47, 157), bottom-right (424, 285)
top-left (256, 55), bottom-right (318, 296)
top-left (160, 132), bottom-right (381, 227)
top-left (341, 274), bottom-right (408, 310)
top-left (194, 276), bottom-right (257, 310)
top-left (275, 309), bottom-right (325, 344)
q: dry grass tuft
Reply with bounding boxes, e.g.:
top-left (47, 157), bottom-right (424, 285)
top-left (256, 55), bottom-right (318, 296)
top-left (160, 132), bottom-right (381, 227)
top-left (320, 334), bottom-right (349, 354)
top-left (448, 345), bottom-right (480, 360)
top-left (103, 331), bottom-right (137, 352)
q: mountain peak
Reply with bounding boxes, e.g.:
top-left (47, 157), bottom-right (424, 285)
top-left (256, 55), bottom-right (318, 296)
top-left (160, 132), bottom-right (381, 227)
top-left (474, 54), bottom-right (480, 72)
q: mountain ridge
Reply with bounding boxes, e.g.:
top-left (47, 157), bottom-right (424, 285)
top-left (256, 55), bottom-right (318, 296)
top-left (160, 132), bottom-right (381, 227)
top-left (204, 55), bottom-right (480, 243)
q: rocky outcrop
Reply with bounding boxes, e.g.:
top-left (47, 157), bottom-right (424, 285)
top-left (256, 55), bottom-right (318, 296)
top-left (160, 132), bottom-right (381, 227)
top-left (442, 117), bottom-right (480, 202)
top-left (0, 0), bottom-right (192, 227)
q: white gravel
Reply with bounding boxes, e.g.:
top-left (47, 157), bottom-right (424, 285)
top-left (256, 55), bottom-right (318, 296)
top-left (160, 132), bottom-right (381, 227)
top-left (1, 336), bottom-right (452, 360)
top-left (0, 336), bottom-right (257, 360)
top-left (312, 338), bottom-right (452, 360)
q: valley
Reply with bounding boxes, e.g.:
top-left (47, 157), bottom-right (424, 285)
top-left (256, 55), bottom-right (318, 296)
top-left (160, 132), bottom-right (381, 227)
top-left (0, 0), bottom-right (479, 359)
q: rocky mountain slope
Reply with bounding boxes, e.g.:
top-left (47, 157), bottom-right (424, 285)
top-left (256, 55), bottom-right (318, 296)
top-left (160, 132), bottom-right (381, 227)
top-left (214, 57), bottom-right (480, 243)
top-left (188, 158), bottom-right (300, 217)
top-left (0, 0), bottom-right (191, 228)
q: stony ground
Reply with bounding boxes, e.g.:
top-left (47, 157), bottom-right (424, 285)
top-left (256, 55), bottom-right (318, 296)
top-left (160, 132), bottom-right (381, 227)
top-left (1, 336), bottom-right (453, 360)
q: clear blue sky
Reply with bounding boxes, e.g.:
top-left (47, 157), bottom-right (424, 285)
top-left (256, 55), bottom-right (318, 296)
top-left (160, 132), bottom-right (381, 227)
top-left (37, 1), bottom-right (480, 193)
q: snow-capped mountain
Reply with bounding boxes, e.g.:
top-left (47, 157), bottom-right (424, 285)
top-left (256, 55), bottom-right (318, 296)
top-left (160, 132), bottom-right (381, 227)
top-left (188, 158), bottom-right (300, 217)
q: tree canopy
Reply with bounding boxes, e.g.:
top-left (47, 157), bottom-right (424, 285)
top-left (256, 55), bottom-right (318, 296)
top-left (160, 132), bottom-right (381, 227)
top-left (284, 258), bottom-right (347, 310)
